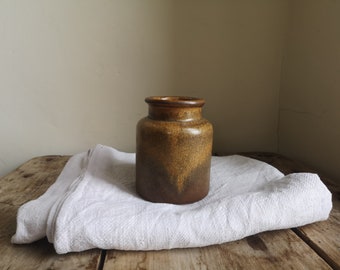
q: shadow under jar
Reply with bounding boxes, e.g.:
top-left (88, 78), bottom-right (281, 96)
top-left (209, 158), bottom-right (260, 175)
top-left (136, 96), bottom-right (213, 204)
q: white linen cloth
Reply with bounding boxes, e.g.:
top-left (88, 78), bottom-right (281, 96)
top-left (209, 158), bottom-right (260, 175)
top-left (12, 144), bottom-right (332, 254)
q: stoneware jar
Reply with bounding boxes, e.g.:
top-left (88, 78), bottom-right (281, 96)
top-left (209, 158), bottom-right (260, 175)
top-left (136, 96), bottom-right (213, 204)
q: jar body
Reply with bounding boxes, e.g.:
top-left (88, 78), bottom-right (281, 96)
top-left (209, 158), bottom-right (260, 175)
top-left (136, 96), bottom-right (213, 204)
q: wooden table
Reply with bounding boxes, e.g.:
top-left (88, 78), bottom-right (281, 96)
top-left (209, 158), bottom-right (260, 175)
top-left (1, 153), bottom-right (339, 269)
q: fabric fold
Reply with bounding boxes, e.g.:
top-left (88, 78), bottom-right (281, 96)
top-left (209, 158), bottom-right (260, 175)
top-left (12, 144), bottom-right (332, 254)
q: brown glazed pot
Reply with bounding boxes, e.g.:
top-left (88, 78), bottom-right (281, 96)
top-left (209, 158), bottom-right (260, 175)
top-left (136, 96), bottom-right (213, 204)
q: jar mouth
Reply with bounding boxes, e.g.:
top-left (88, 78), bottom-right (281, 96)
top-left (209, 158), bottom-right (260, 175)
top-left (145, 96), bottom-right (205, 107)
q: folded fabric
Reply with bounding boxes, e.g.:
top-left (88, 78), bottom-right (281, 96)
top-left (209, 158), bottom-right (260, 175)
top-left (12, 144), bottom-right (332, 254)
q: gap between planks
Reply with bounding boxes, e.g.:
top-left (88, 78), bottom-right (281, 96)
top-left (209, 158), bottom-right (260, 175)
top-left (97, 250), bottom-right (107, 270)
top-left (292, 228), bottom-right (339, 270)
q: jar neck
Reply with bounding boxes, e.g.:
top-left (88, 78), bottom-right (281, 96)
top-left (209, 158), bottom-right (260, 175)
top-left (148, 105), bottom-right (202, 122)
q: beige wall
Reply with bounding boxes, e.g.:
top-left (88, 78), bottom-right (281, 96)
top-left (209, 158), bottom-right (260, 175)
top-left (172, 1), bottom-right (288, 154)
top-left (279, 0), bottom-right (340, 181)
top-left (0, 0), bottom-right (288, 177)
top-left (0, 1), bottom-right (175, 176)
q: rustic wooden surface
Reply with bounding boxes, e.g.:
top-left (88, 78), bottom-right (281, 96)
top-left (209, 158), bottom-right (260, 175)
top-left (0, 153), bottom-right (339, 270)
top-left (0, 156), bottom-right (103, 270)
top-left (104, 230), bottom-right (332, 269)
top-left (241, 152), bottom-right (340, 270)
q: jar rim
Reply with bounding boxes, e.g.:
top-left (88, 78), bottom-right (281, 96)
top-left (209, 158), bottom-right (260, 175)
top-left (145, 96), bottom-right (205, 107)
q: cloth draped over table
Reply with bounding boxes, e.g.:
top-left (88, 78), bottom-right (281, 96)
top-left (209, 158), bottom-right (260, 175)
top-left (12, 145), bottom-right (332, 254)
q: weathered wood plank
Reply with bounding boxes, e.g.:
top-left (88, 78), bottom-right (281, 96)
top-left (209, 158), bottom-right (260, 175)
top-left (240, 152), bottom-right (339, 192)
top-left (0, 155), bottom-right (70, 206)
top-left (1, 153), bottom-right (339, 270)
top-left (240, 152), bottom-right (340, 270)
top-left (104, 229), bottom-right (331, 270)
top-left (293, 195), bottom-right (340, 270)
top-left (0, 156), bottom-right (102, 270)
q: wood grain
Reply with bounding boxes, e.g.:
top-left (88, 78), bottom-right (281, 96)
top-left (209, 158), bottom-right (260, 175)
top-left (0, 153), bottom-right (339, 270)
top-left (239, 152), bottom-right (339, 192)
top-left (293, 196), bottom-right (340, 270)
top-left (241, 152), bottom-right (340, 270)
top-left (104, 229), bottom-right (331, 269)
top-left (0, 155), bottom-right (102, 270)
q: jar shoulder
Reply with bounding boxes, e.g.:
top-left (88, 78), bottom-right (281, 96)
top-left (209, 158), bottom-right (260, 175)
top-left (137, 117), bottom-right (213, 136)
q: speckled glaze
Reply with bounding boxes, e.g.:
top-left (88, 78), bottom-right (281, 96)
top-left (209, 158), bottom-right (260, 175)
top-left (136, 96), bottom-right (213, 204)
